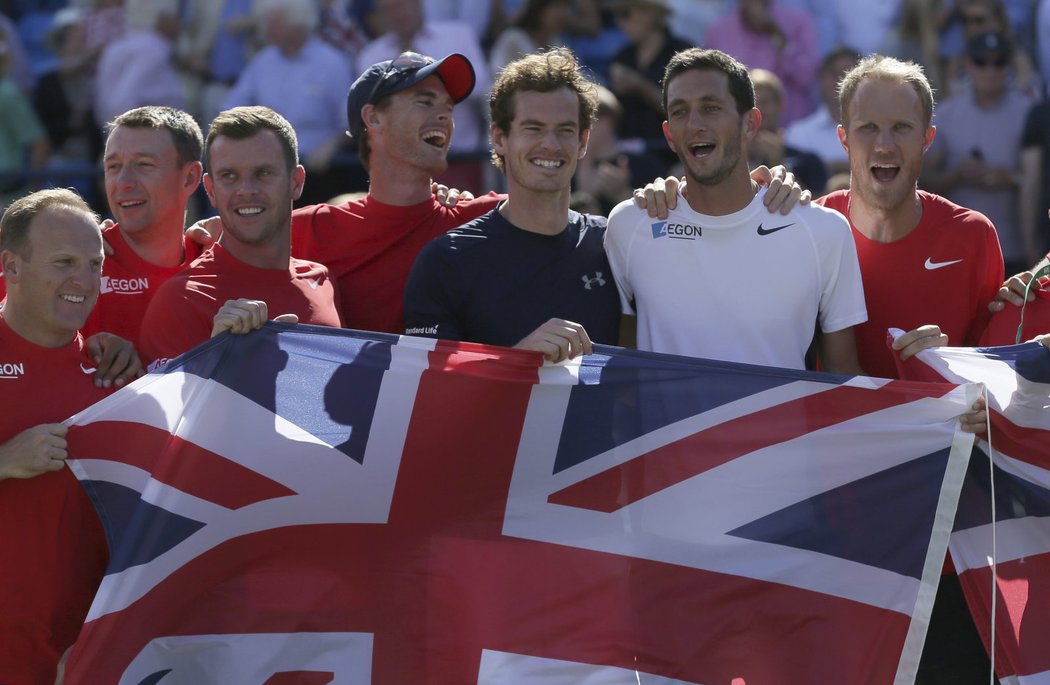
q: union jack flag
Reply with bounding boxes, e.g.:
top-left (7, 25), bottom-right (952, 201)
top-left (894, 334), bottom-right (1050, 685)
top-left (64, 324), bottom-right (979, 684)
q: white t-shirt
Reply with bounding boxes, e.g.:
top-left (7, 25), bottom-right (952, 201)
top-left (605, 187), bottom-right (867, 369)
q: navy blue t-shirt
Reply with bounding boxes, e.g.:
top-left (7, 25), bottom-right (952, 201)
top-left (403, 208), bottom-right (620, 347)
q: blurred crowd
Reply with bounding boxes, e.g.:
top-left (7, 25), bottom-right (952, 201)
top-left (3, 0), bottom-right (1050, 266)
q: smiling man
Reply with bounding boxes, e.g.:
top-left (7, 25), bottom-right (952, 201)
top-left (605, 47), bottom-right (866, 373)
top-left (139, 106), bottom-right (342, 367)
top-left (0, 189), bottom-right (119, 683)
top-left (402, 48), bottom-right (619, 362)
top-left (816, 55), bottom-right (1004, 380)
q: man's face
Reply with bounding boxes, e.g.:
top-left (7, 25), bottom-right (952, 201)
top-left (203, 130), bottom-right (304, 249)
top-left (967, 51), bottom-right (1009, 99)
top-left (838, 78), bottom-right (933, 213)
top-left (662, 68), bottom-right (756, 188)
top-left (2, 208), bottom-right (103, 346)
top-left (104, 125), bottom-right (200, 239)
top-left (753, 83), bottom-right (782, 132)
top-left (368, 75), bottom-right (455, 176)
top-left (491, 87), bottom-right (588, 195)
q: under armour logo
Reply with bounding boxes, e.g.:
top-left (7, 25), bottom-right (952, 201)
top-left (582, 272), bottom-right (606, 290)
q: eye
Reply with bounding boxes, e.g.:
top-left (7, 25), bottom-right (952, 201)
top-left (704, 104), bottom-right (721, 113)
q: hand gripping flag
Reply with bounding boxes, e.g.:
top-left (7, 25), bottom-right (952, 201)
top-left (63, 324), bottom-right (979, 684)
top-left (893, 332), bottom-right (1050, 685)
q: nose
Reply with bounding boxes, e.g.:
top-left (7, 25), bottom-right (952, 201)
top-left (873, 127), bottom-right (895, 152)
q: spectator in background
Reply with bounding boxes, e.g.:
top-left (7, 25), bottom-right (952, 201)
top-left (706, 0), bottom-right (820, 126)
top-left (94, 0), bottom-right (185, 131)
top-left (785, 46), bottom-right (859, 177)
top-left (923, 32), bottom-right (1030, 274)
top-left (942, 0), bottom-right (1039, 99)
top-left (0, 18), bottom-right (47, 209)
top-left (488, 0), bottom-right (571, 74)
top-left (357, 0), bottom-right (491, 193)
top-left (0, 10), bottom-right (32, 92)
top-left (318, 0), bottom-right (367, 60)
top-left (573, 84), bottom-right (663, 214)
top-left (607, 0), bottom-right (691, 166)
top-left (878, 0), bottom-right (946, 91)
top-left (177, 0), bottom-right (258, 127)
top-left (423, 0), bottom-right (504, 47)
top-left (224, 0), bottom-right (353, 207)
top-left (1019, 94), bottom-right (1050, 266)
top-left (748, 68), bottom-right (826, 193)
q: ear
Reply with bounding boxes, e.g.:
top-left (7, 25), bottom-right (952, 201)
top-left (491, 122), bottom-right (506, 157)
top-left (291, 165), bottom-right (306, 201)
top-left (837, 124), bottom-right (848, 153)
top-left (183, 161), bottom-right (204, 195)
top-left (202, 173), bottom-right (216, 207)
top-left (578, 127), bottom-right (591, 160)
top-left (922, 125), bottom-right (936, 153)
top-left (743, 107), bottom-right (761, 141)
top-left (1, 249), bottom-right (20, 283)
top-left (662, 120), bottom-right (674, 149)
top-left (362, 103), bottom-right (381, 131)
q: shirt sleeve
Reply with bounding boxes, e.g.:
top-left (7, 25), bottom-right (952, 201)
top-left (815, 211), bottom-right (868, 334)
top-left (604, 201), bottom-right (638, 316)
top-left (964, 221), bottom-right (1006, 345)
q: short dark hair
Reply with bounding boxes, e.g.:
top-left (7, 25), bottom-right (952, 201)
top-left (205, 106), bottom-right (300, 171)
top-left (108, 106), bottom-right (204, 167)
top-left (1, 188), bottom-right (99, 258)
top-left (488, 47), bottom-right (598, 171)
top-left (662, 48), bottom-right (755, 116)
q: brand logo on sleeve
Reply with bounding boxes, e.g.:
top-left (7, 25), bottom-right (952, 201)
top-left (581, 272), bottom-right (606, 290)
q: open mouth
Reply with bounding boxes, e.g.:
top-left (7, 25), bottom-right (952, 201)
top-left (689, 143), bottom-right (715, 157)
top-left (236, 207), bottom-right (264, 216)
top-left (421, 130), bottom-right (448, 147)
top-left (60, 294), bottom-right (86, 303)
top-left (871, 164), bottom-right (900, 183)
top-left (118, 200), bottom-right (146, 209)
top-left (531, 159), bottom-right (563, 169)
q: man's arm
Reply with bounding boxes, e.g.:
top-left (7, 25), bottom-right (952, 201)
top-left (211, 299), bottom-right (298, 338)
top-left (818, 327), bottom-right (864, 375)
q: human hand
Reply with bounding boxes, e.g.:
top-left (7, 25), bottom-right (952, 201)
top-left (185, 216), bottom-right (222, 249)
top-left (85, 332), bottom-right (144, 388)
top-left (514, 318), bottom-right (593, 363)
top-left (632, 176), bottom-right (681, 219)
top-left (432, 182), bottom-right (475, 207)
top-left (752, 165), bottom-right (811, 214)
top-left (891, 324), bottom-right (948, 361)
top-left (210, 298), bottom-right (299, 338)
top-left (0, 424), bottom-right (69, 481)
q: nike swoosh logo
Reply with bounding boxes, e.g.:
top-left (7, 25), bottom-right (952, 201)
top-left (757, 222), bottom-right (794, 236)
top-left (924, 257), bottom-right (963, 270)
top-left (80, 363), bottom-right (97, 374)
top-left (308, 278), bottom-right (320, 290)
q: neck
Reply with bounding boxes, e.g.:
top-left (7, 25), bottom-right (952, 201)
top-left (1, 304), bottom-right (76, 348)
top-left (367, 156), bottom-right (438, 206)
top-left (218, 231), bottom-right (291, 270)
top-left (122, 222), bottom-right (186, 268)
top-left (848, 188), bottom-right (922, 243)
top-left (684, 169), bottom-right (759, 217)
top-left (499, 188), bottom-right (572, 236)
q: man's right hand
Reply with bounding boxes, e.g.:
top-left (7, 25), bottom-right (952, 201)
top-left (0, 424), bottom-right (69, 481)
top-left (211, 298), bottom-right (299, 338)
top-left (185, 216), bottom-right (223, 250)
top-left (514, 318), bottom-right (593, 363)
top-left (989, 269), bottom-right (1036, 311)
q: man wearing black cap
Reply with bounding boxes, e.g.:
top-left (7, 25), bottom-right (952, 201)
top-left (923, 31), bottom-right (1031, 275)
top-left (289, 51), bottom-right (504, 335)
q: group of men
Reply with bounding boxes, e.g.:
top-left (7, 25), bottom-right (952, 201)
top-left (1, 35), bottom-right (1047, 683)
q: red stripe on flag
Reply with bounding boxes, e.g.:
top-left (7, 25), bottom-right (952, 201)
top-left (548, 380), bottom-right (951, 512)
top-left (988, 412), bottom-right (1050, 469)
top-left (69, 422), bottom-right (295, 509)
top-left (959, 551), bottom-right (1050, 679)
top-left (263, 673), bottom-right (334, 685)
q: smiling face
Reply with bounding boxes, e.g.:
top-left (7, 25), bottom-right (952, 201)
top-left (662, 68), bottom-right (758, 188)
top-left (203, 129), bottom-right (305, 252)
top-left (838, 77), bottom-right (934, 213)
top-left (103, 125), bottom-right (201, 240)
top-left (491, 87), bottom-right (589, 197)
top-left (367, 75), bottom-right (455, 176)
top-left (1, 207), bottom-right (103, 347)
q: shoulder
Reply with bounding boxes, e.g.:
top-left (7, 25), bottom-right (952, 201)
top-left (815, 189), bottom-right (849, 212)
top-left (789, 202), bottom-right (853, 239)
top-left (919, 190), bottom-right (997, 233)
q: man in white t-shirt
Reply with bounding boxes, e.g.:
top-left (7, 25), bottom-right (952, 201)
top-left (606, 47), bottom-right (867, 373)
